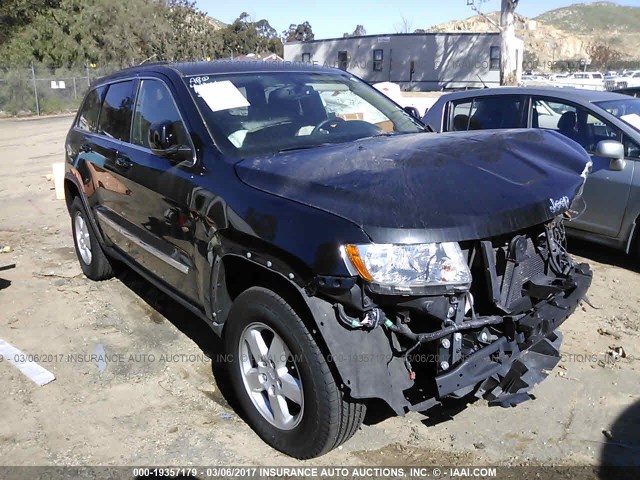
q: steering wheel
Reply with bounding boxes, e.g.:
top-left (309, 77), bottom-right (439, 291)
top-left (311, 116), bottom-right (345, 136)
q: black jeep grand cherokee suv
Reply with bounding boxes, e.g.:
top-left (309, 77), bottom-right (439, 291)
top-left (65, 61), bottom-right (592, 458)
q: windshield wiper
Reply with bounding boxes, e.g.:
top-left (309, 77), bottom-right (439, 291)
top-left (278, 143), bottom-right (335, 153)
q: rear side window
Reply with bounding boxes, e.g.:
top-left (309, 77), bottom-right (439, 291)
top-left (76, 86), bottom-right (105, 132)
top-left (449, 96), bottom-right (524, 131)
top-left (97, 80), bottom-right (136, 141)
top-left (450, 100), bottom-right (473, 131)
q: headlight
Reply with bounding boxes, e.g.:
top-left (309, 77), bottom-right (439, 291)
top-left (342, 242), bottom-right (471, 292)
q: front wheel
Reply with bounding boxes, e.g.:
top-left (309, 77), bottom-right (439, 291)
top-left (224, 287), bottom-right (366, 459)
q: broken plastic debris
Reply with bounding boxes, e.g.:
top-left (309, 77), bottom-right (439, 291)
top-left (607, 346), bottom-right (626, 360)
top-left (597, 328), bottom-right (621, 340)
top-left (0, 246), bottom-right (11, 253)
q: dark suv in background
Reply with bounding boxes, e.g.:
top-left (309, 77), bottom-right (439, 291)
top-left (65, 62), bottom-right (592, 458)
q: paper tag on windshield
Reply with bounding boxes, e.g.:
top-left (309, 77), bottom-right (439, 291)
top-left (621, 113), bottom-right (640, 130)
top-left (193, 80), bottom-right (250, 112)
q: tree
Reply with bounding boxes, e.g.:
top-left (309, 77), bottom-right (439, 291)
top-left (343, 25), bottom-right (366, 38)
top-left (217, 14), bottom-right (283, 57)
top-left (587, 43), bottom-right (622, 71)
top-left (394, 15), bottom-right (413, 34)
top-left (0, 0), bottom-right (60, 45)
top-left (468, 0), bottom-right (520, 86)
top-left (282, 21), bottom-right (314, 42)
top-left (0, 0), bottom-right (224, 66)
top-left (255, 19), bottom-right (283, 55)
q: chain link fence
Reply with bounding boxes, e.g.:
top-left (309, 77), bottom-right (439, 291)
top-left (0, 63), bottom-right (121, 117)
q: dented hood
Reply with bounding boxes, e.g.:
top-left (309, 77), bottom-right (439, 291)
top-left (235, 129), bottom-right (591, 243)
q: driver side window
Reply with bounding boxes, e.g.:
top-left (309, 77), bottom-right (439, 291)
top-left (131, 79), bottom-right (189, 149)
top-left (533, 97), bottom-right (621, 153)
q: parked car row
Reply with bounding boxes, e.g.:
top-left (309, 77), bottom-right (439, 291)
top-left (521, 70), bottom-right (640, 92)
top-left (65, 62), bottom-right (594, 458)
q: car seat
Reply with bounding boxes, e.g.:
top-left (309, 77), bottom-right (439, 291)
top-left (557, 111), bottom-right (578, 142)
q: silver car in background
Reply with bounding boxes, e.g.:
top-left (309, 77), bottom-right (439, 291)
top-left (423, 87), bottom-right (640, 257)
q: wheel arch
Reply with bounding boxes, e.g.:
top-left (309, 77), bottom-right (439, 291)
top-left (210, 252), bottom-right (413, 414)
top-left (211, 253), bottom-right (315, 335)
top-left (64, 171), bottom-right (105, 245)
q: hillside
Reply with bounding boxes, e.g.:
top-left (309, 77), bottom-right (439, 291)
top-left (206, 17), bottom-right (227, 30)
top-left (535, 1), bottom-right (640, 34)
top-left (426, 2), bottom-right (640, 69)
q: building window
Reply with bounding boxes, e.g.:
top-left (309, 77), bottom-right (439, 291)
top-left (338, 51), bottom-right (349, 70)
top-left (490, 46), bottom-right (501, 71)
top-left (373, 49), bottom-right (383, 71)
top-left (301, 53), bottom-right (311, 63)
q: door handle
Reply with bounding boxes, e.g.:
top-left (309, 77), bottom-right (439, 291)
top-left (80, 144), bottom-right (92, 153)
top-left (115, 156), bottom-right (133, 169)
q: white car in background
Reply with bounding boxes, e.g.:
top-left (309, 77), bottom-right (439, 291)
top-left (619, 71), bottom-right (640, 88)
top-left (372, 82), bottom-right (437, 118)
top-left (550, 72), bottom-right (605, 91)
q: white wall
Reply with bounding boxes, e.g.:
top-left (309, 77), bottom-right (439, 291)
top-left (284, 33), bottom-right (522, 91)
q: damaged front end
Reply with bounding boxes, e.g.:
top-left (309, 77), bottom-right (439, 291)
top-left (312, 219), bottom-right (591, 414)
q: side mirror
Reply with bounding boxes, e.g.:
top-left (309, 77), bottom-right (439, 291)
top-left (149, 121), bottom-right (179, 155)
top-left (149, 121), bottom-right (193, 162)
top-left (404, 106), bottom-right (421, 120)
top-left (595, 140), bottom-right (626, 171)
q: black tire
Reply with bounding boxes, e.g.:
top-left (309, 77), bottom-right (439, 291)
top-left (224, 287), bottom-right (366, 459)
top-left (70, 197), bottom-right (114, 280)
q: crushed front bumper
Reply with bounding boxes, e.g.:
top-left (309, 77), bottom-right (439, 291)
top-left (434, 262), bottom-right (592, 407)
top-left (305, 257), bottom-right (592, 416)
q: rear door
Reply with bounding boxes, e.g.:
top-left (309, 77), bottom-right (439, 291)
top-left (530, 96), bottom-right (634, 238)
top-left (90, 79), bottom-right (140, 257)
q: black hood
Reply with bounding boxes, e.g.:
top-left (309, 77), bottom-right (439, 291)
top-left (235, 129), bottom-right (591, 243)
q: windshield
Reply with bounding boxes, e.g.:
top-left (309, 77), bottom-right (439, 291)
top-left (185, 71), bottom-right (423, 157)
top-left (595, 98), bottom-right (640, 132)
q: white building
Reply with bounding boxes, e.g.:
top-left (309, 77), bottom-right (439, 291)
top-left (284, 32), bottom-right (524, 91)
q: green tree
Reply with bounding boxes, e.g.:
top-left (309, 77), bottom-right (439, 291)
top-left (343, 25), bottom-right (366, 38)
top-left (283, 22), bottom-right (314, 42)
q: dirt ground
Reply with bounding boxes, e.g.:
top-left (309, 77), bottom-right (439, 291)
top-left (0, 116), bottom-right (639, 473)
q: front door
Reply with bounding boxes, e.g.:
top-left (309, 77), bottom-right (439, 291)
top-left (115, 77), bottom-right (199, 300)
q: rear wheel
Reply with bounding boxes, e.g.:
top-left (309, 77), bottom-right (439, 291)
top-left (70, 197), bottom-right (114, 280)
top-left (224, 287), bottom-right (366, 458)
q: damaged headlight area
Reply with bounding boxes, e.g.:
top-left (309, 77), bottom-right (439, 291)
top-left (341, 242), bottom-right (471, 294)
top-left (324, 221), bottom-right (592, 412)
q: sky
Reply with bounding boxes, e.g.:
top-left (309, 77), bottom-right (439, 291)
top-left (196, 0), bottom-right (640, 39)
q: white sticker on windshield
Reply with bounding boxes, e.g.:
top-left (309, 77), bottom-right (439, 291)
top-left (621, 113), bottom-right (640, 130)
top-left (193, 80), bottom-right (250, 112)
